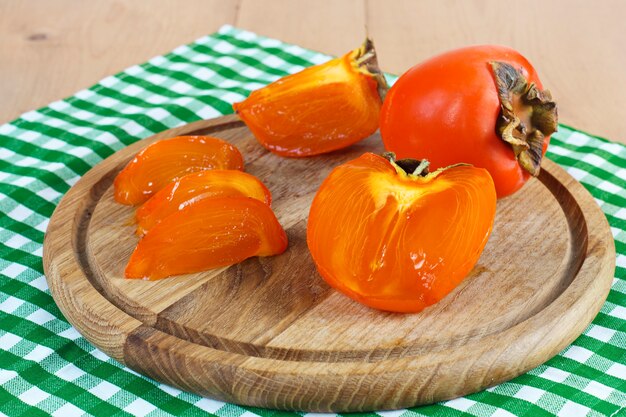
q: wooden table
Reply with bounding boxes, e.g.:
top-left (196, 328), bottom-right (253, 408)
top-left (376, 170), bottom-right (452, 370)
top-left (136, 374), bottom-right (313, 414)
top-left (1, 0), bottom-right (624, 144)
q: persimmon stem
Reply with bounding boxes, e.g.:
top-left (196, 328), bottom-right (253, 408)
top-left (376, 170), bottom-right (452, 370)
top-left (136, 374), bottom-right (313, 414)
top-left (412, 160), bottom-right (430, 176)
top-left (355, 49), bottom-right (376, 66)
top-left (383, 152), bottom-right (431, 177)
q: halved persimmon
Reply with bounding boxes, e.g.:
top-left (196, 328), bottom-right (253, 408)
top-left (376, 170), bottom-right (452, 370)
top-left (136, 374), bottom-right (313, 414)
top-left (307, 152), bottom-right (497, 313)
top-left (125, 197), bottom-right (287, 280)
top-left (233, 39), bottom-right (388, 157)
top-left (114, 136), bottom-right (243, 205)
top-left (135, 170), bottom-right (272, 235)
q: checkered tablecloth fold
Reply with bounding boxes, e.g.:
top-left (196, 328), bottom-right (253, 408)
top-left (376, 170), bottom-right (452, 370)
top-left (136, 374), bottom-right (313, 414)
top-left (0, 25), bottom-right (624, 417)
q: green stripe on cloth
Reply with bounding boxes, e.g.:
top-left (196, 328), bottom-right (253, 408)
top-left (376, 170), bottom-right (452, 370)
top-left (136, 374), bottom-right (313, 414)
top-left (0, 25), bottom-right (624, 417)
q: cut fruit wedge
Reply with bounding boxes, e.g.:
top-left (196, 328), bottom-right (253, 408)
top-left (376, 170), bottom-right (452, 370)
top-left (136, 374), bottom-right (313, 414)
top-left (114, 136), bottom-right (243, 205)
top-left (233, 39), bottom-right (388, 157)
top-left (135, 170), bottom-right (272, 235)
top-left (125, 196), bottom-right (288, 280)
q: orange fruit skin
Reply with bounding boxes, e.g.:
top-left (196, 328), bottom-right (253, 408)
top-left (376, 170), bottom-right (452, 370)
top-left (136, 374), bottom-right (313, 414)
top-left (380, 45), bottom-right (549, 198)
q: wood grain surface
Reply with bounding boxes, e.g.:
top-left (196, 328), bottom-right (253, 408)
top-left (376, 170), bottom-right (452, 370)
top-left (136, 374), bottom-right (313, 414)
top-left (1, 0), bottom-right (625, 144)
top-left (43, 116), bottom-right (616, 412)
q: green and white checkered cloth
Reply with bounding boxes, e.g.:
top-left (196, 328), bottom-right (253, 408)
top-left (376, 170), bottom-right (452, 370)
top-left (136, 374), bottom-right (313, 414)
top-left (0, 24), bottom-right (624, 417)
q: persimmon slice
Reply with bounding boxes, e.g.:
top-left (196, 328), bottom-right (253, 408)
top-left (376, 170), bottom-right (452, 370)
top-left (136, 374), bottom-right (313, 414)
top-left (114, 136), bottom-right (244, 205)
top-left (135, 170), bottom-right (271, 235)
top-left (233, 39), bottom-right (388, 157)
top-left (307, 153), bottom-right (497, 313)
top-left (125, 197), bottom-right (287, 280)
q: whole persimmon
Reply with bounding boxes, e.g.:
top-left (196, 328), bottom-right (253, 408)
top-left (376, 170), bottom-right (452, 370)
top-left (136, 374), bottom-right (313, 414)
top-left (380, 46), bottom-right (557, 197)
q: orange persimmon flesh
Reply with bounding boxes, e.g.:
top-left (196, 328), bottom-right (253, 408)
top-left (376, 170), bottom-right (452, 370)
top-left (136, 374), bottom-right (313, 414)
top-left (125, 197), bottom-right (287, 280)
top-left (135, 170), bottom-right (272, 235)
top-left (307, 153), bottom-right (497, 313)
top-left (233, 39), bottom-right (388, 157)
top-left (114, 136), bottom-right (243, 205)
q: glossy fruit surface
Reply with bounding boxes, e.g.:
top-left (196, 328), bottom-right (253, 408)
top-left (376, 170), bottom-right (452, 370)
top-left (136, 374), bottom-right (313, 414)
top-left (114, 136), bottom-right (244, 205)
top-left (135, 170), bottom-right (271, 235)
top-left (126, 197), bottom-right (287, 280)
top-left (234, 39), bottom-right (388, 157)
top-left (307, 153), bottom-right (497, 313)
top-left (380, 45), bottom-right (557, 197)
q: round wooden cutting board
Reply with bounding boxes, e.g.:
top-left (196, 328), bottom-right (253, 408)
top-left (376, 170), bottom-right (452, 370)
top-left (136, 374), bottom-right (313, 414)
top-left (43, 115), bottom-right (615, 412)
